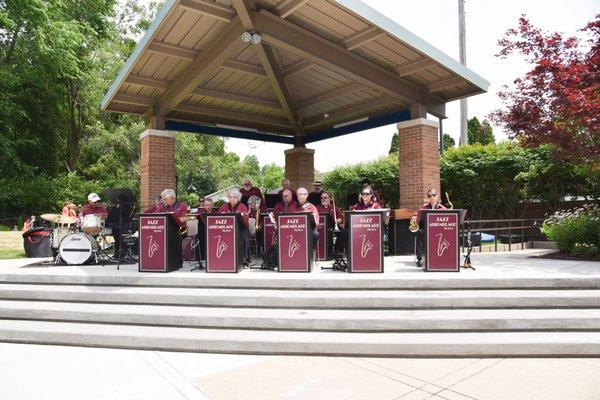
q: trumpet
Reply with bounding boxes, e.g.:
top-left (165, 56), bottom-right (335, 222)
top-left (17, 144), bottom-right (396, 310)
top-left (178, 214), bottom-right (197, 236)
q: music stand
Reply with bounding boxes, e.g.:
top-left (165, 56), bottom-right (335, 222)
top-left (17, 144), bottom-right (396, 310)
top-left (105, 188), bottom-right (137, 269)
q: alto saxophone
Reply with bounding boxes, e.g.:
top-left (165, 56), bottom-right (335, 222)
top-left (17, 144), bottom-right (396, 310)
top-left (409, 218), bottom-right (419, 233)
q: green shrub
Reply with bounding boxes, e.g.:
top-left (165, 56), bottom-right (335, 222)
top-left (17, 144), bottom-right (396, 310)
top-left (541, 204), bottom-right (600, 254)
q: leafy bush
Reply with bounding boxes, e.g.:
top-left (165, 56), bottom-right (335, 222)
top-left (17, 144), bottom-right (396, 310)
top-left (542, 204), bottom-right (600, 254)
top-left (441, 142), bottom-right (532, 219)
top-left (324, 154), bottom-right (399, 209)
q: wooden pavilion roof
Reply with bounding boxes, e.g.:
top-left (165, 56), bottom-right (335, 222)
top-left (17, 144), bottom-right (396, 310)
top-left (102, 0), bottom-right (489, 144)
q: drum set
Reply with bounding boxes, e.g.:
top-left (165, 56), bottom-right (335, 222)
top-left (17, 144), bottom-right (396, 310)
top-left (40, 212), bottom-right (115, 265)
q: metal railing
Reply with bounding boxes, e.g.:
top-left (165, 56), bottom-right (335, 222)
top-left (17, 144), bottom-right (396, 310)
top-left (463, 218), bottom-right (545, 252)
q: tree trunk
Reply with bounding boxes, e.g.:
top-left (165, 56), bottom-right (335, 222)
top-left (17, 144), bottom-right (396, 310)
top-left (4, 23), bottom-right (23, 65)
top-left (66, 80), bottom-right (84, 172)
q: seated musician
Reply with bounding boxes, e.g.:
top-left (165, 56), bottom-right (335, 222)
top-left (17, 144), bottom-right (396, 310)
top-left (240, 178), bottom-right (264, 206)
top-left (219, 188), bottom-right (251, 265)
top-left (352, 186), bottom-right (381, 211)
top-left (143, 195), bottom-right (163, 214)
top-left (317, 191), bottom-right (345, 254)
top-left (277, 178), bottom-right (297, 202)
top-left (273, 189), bottom-right (299, 214)
top-left (296, 187), bottom-right (320, 245)
top-left (247, 195), bottom-right (267, 254)
top-left (192, 197), bottom-right (216, 262)
top-left (80, 193), bottom-right (108, 218)
top-left (199, 197), bottom-right (217, 214)
top-left (358, 178), bottom-right (382, 204)
top-left (247, 195), bottom-right (267, 232)
top-left (61, 201), bottom-right (78, 219)
top-left (308, 180), bottom-right (325, 206)
top-left (410, 188), bottom-right (447, 268)
top-left (154, 189), bottom-right (189, 222)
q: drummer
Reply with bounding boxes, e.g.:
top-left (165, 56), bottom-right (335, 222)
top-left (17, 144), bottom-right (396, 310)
top-left (80, 193), bottom-right (108, 218)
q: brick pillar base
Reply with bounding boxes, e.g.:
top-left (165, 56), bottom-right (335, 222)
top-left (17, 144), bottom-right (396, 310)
top-left (140, 129), bottom-right (176, 210)
top-left (284, 147), bottom-right (315, 191)
top-left (397, 118), bottom-right (440, 211)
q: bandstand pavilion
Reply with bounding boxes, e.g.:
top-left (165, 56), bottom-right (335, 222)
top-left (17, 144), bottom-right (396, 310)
top-left (101, 0), bottom-right (489, 210)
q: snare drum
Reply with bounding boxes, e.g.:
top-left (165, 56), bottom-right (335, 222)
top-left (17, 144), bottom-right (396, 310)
top-left (58, 232), bottom-right (98, 265)
top-left (81, 214), bottom-right (104, 234)
top-left (52, 227), bottom-right (72, 249)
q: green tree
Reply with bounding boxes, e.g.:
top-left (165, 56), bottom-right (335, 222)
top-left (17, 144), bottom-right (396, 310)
top-left (258, 163), bottom-right (285, 192)
top-left (389, 132), bottom-right (398, 154)
top-left (467, 117), bottom-right (495, 145)
top-left (442, 133), bottom-right (455, 151)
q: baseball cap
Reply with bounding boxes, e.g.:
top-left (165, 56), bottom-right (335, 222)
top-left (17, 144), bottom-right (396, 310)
top-left (88, 193), bottom-right (101, 203)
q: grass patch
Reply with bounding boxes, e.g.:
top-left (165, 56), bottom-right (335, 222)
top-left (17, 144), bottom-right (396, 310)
top-left (0, 231), bottom-right (25, 259)
top-left (0, 249), bottom-right (25, 259)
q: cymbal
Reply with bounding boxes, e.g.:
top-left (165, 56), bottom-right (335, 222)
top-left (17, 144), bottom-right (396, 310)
top-left (40, 213), bottom-right (78, 224)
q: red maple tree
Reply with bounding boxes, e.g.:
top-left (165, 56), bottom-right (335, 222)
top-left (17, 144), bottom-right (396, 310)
top-left (490, 15), bottom-right (599, 164)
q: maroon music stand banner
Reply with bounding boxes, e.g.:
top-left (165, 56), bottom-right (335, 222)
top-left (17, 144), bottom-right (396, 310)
top-left (424, 210), bottom-right (460, 272)
top-left (277, 213), bottom-right (311, 272)
top-left (347, 211), bottom-right (384, 273)
top-left (206, 214), bottom-right (241, 273)
top-left (139, 215), bottom-right (168, 272)
top-left (316, 214), bottom-right (329, 261)
top-left (262, 213), bottom-right (277, 254)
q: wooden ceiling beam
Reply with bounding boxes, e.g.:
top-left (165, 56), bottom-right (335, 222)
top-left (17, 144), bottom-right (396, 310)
top-left (113, 94), bottom-right (156, 107)
top-left (231, 0), bottom-right (256, 30)
top-left (303, 97), bottom-right (393, 127)
top-left (146, 41), bottom-right (198, 61)
top-left (274, 0), bottom-right (310, 19)
top-left (179, 0), bottom-right (236, 22)
top-left (297, 82), bottom-right (362, 111)
top-left (341, 26), bottom-right (385, 50)
top-left (426, 75), bottom-right (465, 92)
top-left (155, 19), bottom-right (245, 117)
top-left (222, 59), bottom-right (266, 76)
top-left (395, 58), bottom-right (436, 77)
top-left (254, 10), bottom-right (444, 111)
top-left (176, 103), bottom-right (290, 127)
top-left (281, 59), bottom-right (313, 79)
top-left (254, 43), bottom-right (304, 134)
top-left (125, 74), bottom-right (170, 89)
top-left (191, 87), bottom-right (282, 110)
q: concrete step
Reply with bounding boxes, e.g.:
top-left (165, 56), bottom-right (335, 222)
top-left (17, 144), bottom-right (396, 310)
top-left (1, 319), bottom-right (599, 356)
top-left (1, 300), bottom-right (600, 331)
top-left (2, 284), bottom-right (600, 309)
top-left (2, 271), bottom-right (600, 290)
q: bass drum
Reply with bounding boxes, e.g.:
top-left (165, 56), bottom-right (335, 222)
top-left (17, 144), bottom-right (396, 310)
top-left (59, 232), bottom-right (98, 265)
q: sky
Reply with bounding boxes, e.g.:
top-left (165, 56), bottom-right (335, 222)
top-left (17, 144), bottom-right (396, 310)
top-left (139, 0), bottom-right (599, 172)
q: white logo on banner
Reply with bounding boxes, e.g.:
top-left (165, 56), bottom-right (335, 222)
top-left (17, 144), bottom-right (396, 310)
top-left (287, 234), bottom-right (300, 258)
top-left (215, 235), bottom-right (228, 258)
top-left (147, 236), bottom-right (159, 258)
top-left (436, 233), bottom-right (451, 256)
top-left (359, 234), bottom-right (374, 258)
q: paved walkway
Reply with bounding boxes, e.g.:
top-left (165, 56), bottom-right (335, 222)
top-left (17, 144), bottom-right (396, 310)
top-left (1, 343), bottom-right (599, 400)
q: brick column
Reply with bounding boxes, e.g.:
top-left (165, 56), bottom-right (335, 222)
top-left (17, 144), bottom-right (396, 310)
top-left (284, 147), bottom-right (315, 190)
top-left (140, 129), bottom-right (176, 209)
top-left (397, 118), bottom-right (440, 211)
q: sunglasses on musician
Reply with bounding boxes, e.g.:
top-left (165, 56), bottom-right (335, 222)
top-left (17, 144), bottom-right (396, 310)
top-left (362, 192), bottom-right (372, 195)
